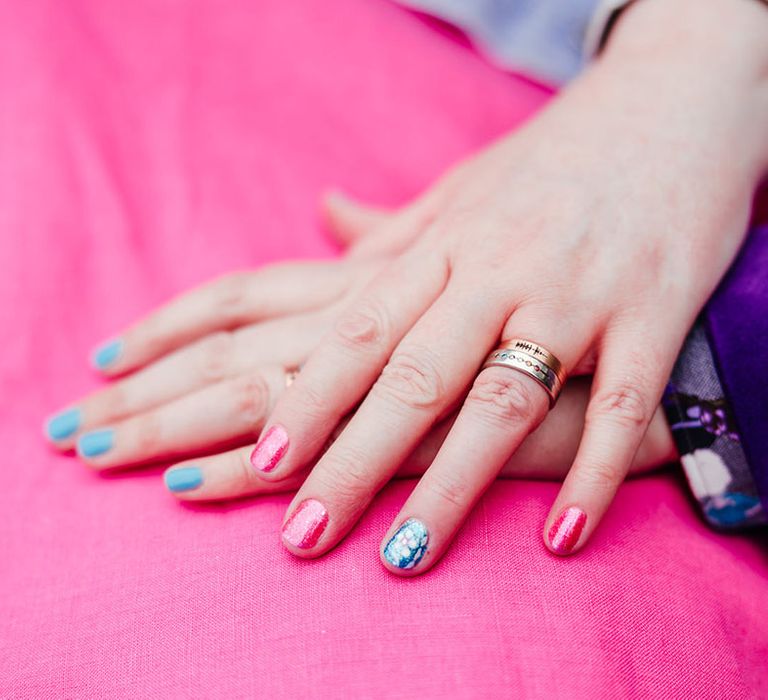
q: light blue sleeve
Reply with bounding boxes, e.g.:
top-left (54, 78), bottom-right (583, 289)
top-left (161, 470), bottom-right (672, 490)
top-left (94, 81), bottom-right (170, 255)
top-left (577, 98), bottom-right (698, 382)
top-left (397, 0), bottom-right (603, 84)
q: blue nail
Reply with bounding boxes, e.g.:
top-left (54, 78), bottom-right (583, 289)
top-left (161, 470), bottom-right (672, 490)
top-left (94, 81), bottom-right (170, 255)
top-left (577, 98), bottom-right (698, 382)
top-left (45, 408), bottom-right (81, 441)
top-left (91, 339), bottom-right (123, 370)
top-left (77, 429), bottom-right (114, 458)
top-left (164, 466), bottom-right (204, 493)
top-left (383, 518), bottom-right (429, 570)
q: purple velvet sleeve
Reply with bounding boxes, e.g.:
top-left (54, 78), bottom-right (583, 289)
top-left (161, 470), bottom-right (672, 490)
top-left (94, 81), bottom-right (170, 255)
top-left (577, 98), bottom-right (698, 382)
top-left (706, 224), bottom-right (768, 509)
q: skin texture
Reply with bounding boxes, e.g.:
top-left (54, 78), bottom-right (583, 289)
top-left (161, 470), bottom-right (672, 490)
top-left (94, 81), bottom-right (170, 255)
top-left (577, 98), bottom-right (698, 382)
top-left (246, 0), bottom-right (768, 573)
top-left (46, 0), bottom-right (768, 575)
top-left (43, 204), bottom-right (676, 488)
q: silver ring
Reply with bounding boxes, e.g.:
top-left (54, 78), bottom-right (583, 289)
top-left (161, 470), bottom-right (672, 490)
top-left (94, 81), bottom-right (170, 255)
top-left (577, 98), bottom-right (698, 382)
top-left (481, 345), bottom-right (565, 407)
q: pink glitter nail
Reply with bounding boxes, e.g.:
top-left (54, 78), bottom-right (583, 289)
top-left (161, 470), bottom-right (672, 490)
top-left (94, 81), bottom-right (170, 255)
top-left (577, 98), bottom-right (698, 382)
top-left (548, 506), bottom-right (587, 555)
top-left (250, 425), bottom-right (289, 473)
top-left (282, 499), bottom-right (328, 549)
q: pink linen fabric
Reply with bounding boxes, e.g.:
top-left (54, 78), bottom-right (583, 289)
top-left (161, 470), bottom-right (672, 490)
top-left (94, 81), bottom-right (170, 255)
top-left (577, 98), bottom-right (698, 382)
top-left (1, 0), bottom-right (766, 697)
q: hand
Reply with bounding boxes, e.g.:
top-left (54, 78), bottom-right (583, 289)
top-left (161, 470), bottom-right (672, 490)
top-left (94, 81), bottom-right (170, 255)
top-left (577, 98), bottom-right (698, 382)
top-left (42, 196), bottom-right (673, 499)
top-left (242, 0), bottom-right (768, 572)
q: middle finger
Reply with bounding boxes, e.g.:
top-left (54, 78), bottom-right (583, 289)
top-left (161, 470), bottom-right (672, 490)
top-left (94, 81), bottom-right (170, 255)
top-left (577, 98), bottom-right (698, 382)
top-left (275, 282), bottom-right (509, 555)
top-left (75, 365), bottom-right (288, 470)
top-left (45, 311), bottom-right (327, 450)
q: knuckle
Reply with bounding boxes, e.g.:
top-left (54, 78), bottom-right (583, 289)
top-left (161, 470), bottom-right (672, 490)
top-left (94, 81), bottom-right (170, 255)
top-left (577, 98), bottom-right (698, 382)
top-left (314, 444), bottom-right (379, 505)
top-left (333, 301), bottom-right (389, 353)
top-left (138, 327), bottom-right (162, 359)
top-left (574, 461), bottom-right (620, 494)
top-left (233, 373), bottom-right (269, 431)
top-left (589, 384), bottom-right (649, 431)
top-left (374, 349), bottom-right (445, 412)
top-left (198, 331), bottom-right (235, 382)
top-left (290, 380), bottom-right (331, 422)
top-left (423, 471), bottom-right (469, 509)
top-left (135, 413), bottom-right (164, 455)
top-left (212, 272), bottom-right (251, 317)
top-left (235, 448), bottom-right (260, 487)
top-left (98, 384), bottom-right (130, 421)
top-left (467, 371), bottom-right (543, 427)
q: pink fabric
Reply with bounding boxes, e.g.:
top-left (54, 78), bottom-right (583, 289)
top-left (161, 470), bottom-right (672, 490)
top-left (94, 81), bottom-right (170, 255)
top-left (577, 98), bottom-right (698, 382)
top-left (1, 0), bottom-right (766, 697)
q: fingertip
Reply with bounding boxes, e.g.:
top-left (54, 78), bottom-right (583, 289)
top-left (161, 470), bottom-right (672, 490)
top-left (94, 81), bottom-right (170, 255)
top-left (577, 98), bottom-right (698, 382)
top-left (380, 518), bottom-right (430, 576)
top-left (320, 189), bottom-right (356, 245)
top-left (44, 407), bottom-right (82, 444)
top-left (545, 505), bottom-right (588, 556)
top-left (320, 188), bottom-right (390, 246)
top-left (280, 498), bottom-right (329, 554)
top-left (378, 552), bottom-right (425, 578)
top-left (75, 428), bottom-right (115, 467)
top-left (90, 338), bottom-right (124, 373)
top-left (249, 424), bottom-right (289, 477)
top-left (321, 188), bottom-right (349, 209)
top-left (163, 465), bottom-right (204, 495)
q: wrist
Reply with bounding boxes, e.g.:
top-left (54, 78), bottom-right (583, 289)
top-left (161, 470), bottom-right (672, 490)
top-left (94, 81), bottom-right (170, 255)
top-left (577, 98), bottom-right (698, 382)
top-left (596, 0), bottom-right (768, 180)
top-left (606, 0), bottom-right (768, 61)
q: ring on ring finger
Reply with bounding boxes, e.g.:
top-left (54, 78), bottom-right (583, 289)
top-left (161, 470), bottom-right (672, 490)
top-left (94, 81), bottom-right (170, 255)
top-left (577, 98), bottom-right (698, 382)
top-left (481, 338), bottom-right (566, 406)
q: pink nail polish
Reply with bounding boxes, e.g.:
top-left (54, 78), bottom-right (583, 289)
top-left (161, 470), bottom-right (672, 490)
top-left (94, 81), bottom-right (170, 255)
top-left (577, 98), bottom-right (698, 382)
top-left (282, 499), bottom-right (328, 549)
top-left (250, 425), bottom-right (289, 473)
top-left (548, 506), bottom-right (587, 555)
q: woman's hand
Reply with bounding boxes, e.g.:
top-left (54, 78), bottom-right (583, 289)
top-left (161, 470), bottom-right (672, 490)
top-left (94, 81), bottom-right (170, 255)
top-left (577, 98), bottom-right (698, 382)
top-left (43, 194), bottom-right (674, 499)
top-left (237, 0), bottom-right (768, 571)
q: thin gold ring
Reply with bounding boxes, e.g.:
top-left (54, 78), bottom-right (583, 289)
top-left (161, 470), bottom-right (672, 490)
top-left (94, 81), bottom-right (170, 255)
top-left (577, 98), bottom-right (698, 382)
top-left (284, 366), bottom-right (300, 388)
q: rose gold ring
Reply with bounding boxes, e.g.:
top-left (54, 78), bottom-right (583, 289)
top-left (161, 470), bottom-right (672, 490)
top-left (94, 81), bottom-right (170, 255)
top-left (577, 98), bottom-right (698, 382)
top-left (504, 338), bottom-right (565, 381)
top-left (481, 342), bottom-right (565, 407)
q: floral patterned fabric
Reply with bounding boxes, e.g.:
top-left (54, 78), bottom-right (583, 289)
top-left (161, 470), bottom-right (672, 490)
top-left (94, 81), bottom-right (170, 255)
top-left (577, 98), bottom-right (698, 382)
top-left (663, 322), bottom-right (766, 529)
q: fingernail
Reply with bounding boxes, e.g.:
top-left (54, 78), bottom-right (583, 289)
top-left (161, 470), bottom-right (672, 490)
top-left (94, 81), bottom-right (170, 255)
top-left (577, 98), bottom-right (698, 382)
top-left (164, 466), bottom-right (204, 493)
top-left (282, 499), bottom-right (329, 549)
top-left (250, 425), bottom-right (289, 473)
top-left (91, 339), bottom-right (123, 370)
top-left (548, 506), bottom-right (587, 555)
top-left (383, 518), bottom-right (429, 570)
top-left (77, 428), bottom-right (114, 458)
top-left (45, 408), bottom-right (81, 441)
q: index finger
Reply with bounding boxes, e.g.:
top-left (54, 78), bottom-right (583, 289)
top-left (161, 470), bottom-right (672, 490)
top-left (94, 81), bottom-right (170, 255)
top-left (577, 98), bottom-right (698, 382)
top-left (90, 262), bottom-right (349, 376)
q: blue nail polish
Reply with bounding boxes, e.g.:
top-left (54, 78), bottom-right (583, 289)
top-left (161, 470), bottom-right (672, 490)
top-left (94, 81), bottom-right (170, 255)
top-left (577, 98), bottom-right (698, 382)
top-left (77, 429), bottom-right (114, 458)
top-left (45, 408), bottom-right (81, 441)
top-left (91, 339), bottom-right (123, 370)
top-left (383, 518), bottom-right (429, 570)
top-left (164, 466), bottom-right (204, 493)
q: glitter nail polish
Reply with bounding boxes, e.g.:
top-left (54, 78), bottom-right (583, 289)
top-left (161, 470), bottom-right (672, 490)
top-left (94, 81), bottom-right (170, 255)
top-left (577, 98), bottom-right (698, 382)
top-left (250, 425), bottom-right (289, 473)
top-left (383, 518), bottom-right (429, 570)
top-left (282, 499), bottom-right (328, 549)
top-left (548, 506), bottom-right (587, 555)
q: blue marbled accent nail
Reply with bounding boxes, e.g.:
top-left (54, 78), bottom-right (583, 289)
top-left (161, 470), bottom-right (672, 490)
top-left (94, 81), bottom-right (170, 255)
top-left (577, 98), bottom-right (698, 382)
top-left (91, 339), bottom-right (123, 370)
top-left (164, 466), bottom-right (204, 493)
top-left (77, 428), bottom-right (114, 458)
top-left (383, 518), bottom-right (429, 570)
top-left (45, 408), bottom-right (81, 441)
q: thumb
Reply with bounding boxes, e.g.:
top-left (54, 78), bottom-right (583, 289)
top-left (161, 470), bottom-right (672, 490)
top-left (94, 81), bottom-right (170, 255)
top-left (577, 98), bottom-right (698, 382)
top-left (320, 190), bottom-right (393, 246)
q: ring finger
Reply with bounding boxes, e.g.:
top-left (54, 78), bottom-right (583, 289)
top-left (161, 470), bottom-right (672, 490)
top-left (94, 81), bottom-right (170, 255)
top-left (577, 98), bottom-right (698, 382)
top-left (274, 286), bottom-right (526, 557)
top-left (75, 365), bottom-right (289, 470)
top-left (45, 311), bottom-right (328, 450)
top-left (378, 307), bottom-right (590, 574)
